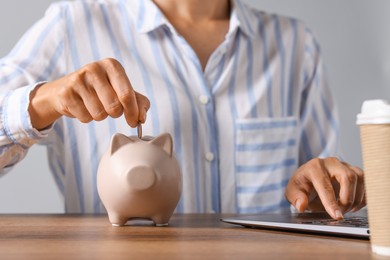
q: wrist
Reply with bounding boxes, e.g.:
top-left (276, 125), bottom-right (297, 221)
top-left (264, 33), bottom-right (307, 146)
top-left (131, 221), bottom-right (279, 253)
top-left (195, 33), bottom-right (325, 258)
top-left (28, 82), bottom-right (61, 130)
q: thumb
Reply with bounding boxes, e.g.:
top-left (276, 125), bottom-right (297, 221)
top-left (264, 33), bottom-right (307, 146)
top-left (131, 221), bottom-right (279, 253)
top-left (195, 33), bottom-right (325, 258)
top-left (285, 185), bottom-right (309, 212)
top-left (135, 92), bottom-right (150, 124)
top-left (293, 194), bottom-right (309, 212)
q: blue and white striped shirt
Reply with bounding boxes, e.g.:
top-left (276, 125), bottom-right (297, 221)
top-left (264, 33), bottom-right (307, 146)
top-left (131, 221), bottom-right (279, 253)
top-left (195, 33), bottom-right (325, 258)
top-left (0, 0), bottom-right (340, 214)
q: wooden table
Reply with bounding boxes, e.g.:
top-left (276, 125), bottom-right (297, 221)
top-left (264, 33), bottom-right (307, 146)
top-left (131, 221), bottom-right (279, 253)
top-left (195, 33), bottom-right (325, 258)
top-left (0, 214), bottom-right (381, 259)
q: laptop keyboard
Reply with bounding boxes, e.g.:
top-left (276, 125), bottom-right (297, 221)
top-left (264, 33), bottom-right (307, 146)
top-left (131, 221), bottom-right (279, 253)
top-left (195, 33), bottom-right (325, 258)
top-left (299, 217), bottom-right (368, 228)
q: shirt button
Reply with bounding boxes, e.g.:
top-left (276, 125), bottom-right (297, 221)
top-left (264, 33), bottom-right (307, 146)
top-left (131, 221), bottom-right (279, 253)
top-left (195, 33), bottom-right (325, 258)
top-left (205, 152), bottom-right (215, 162)
top-left (199, 95), bottom-right (209, 105)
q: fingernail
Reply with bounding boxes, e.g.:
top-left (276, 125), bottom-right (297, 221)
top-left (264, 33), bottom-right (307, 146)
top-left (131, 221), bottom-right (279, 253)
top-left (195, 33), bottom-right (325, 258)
top-left (335, 210), bottom-right (344, 220)
top-left (142, 107), bottom-right (147, 122)
top-left (295, 199), bottom-right (302, 212)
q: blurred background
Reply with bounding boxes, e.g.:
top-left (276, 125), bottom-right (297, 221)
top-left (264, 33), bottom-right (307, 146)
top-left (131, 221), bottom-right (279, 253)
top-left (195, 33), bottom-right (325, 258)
top-left (0, 0), bottom-right (389, 213)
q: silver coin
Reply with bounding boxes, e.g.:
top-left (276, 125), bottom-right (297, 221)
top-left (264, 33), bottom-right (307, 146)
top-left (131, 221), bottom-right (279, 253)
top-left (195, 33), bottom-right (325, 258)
top-left (137, 124), bottom-right (142, 139)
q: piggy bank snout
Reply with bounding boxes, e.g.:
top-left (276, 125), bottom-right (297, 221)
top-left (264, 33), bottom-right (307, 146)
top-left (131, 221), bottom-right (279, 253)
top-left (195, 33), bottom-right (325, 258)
top-left (127, 165), bottom-right (156, 191)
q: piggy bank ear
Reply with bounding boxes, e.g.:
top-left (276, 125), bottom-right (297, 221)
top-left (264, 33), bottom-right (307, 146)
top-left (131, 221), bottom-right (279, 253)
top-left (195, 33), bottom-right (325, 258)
top-left (150, 133), bottom-right (173, 157)
top-left (110, 133), bottom-right (135, 155)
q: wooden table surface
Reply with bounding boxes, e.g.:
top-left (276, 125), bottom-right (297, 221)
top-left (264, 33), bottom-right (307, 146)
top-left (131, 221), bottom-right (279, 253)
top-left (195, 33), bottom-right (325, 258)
top-left (0, 214), bottom-right (383, 260)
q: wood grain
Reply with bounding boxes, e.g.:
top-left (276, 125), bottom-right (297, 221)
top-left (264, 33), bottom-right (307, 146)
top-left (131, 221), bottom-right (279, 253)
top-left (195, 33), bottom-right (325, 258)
top-left (0, 214), bottom-right (375, 260)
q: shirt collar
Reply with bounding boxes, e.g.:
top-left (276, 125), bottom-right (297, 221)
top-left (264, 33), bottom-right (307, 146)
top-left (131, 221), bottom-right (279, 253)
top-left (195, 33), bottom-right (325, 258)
top-left (132, 0), bottom-right (169, 34)
top-left (229, 0), bottom-right (256, 39)
top-left (132, 0), bottom-right (256, 39)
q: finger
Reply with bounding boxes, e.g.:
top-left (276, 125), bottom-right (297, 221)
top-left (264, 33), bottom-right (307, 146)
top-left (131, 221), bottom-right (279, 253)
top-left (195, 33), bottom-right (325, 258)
top-left (76, 82), bottom-right (109, 121)
top-left (348, 166), bottom-right (366, 212)
top-left (285, 175), bottom-right (311, 212)
top-left (354, 194), bottom-right (367, 212)
top-left (135, 92), bottom-right (150, 123)
top-left (312, 177), bottom-right (343, 219)
top-left (55, 83), bottom-right (93, 123)
top-left (65, 95), bottom-right (93, 123)
top-left (102, 58), bottom-right (138, 127)
top-left (329, 161), bottom-right (358, 212)
top-left (86, 64), bottom-right (124, 118)
top-left (309, 159), bottom-right (343, 219)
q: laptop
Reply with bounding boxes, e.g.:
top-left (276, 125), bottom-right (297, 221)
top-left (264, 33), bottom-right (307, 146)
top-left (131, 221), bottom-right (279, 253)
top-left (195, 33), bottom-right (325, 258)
top-left (220, 211), bottom-right (369, 239)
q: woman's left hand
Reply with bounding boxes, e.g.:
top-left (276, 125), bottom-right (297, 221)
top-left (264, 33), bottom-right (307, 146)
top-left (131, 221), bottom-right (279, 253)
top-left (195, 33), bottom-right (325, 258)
top-left (285, 157), bottom-right (366, 220)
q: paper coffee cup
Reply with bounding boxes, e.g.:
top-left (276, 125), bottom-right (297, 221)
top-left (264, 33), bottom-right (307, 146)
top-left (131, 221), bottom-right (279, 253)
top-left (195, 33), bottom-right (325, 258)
top-left (357, 99), bottom-right (390, 256)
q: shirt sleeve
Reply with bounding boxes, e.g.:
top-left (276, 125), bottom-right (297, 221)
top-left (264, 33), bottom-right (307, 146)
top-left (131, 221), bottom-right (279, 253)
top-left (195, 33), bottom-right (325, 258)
top-left (298, 26), bottom-right (341, 165)
top-left (0, 3), bottom-right (68, 169)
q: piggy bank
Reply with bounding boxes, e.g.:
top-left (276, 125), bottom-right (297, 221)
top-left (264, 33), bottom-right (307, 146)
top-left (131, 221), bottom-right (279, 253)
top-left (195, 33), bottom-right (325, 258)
top-left (97, 133), bottom-right (182, 226)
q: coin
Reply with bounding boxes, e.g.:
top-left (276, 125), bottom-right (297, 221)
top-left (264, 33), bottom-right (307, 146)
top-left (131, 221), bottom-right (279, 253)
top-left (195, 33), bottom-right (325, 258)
top-left (137, 124), bottom-right (142, 139)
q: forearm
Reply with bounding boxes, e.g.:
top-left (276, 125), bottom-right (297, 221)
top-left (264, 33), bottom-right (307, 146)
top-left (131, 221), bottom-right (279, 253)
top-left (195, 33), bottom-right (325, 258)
top-left (0, 2), bottom-right (68, 169)
top-left (0, 84), bottom-right (52, 169)
top-left (0, 144), bottom-right (27, 169)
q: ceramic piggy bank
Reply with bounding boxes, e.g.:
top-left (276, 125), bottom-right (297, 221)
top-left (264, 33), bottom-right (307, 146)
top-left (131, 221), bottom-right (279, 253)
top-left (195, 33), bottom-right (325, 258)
top-left (97, 133), bottom-right (182, 226)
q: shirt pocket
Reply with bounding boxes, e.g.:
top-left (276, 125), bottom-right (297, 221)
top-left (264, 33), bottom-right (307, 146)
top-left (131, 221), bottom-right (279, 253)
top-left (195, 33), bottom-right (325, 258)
top-left (234, 117), bottom-right (299, 213)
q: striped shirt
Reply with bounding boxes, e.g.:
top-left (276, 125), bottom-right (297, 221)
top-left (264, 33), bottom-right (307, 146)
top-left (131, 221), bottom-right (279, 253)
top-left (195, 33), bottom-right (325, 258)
top-left (0, 0), bottom-right (340, 214)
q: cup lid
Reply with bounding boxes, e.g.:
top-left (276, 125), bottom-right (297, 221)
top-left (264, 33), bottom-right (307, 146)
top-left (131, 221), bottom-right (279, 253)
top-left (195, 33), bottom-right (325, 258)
top-left (356, 99), bottom-right (390, 125)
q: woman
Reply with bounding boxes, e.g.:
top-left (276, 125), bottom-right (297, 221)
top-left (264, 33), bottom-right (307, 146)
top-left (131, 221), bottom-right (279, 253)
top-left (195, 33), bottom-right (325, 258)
top-left (0, 0), bottom-right (365, 218)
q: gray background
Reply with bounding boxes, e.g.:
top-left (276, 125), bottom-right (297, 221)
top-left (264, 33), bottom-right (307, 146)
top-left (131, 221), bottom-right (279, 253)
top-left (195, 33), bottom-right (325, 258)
top-left (0, 0), bottom-right (389, 213)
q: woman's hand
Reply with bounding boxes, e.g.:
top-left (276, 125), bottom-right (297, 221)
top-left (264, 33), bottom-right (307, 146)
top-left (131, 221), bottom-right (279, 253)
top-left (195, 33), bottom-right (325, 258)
top-left (285, 157), bottom-right (366, 220)
top-left (29, 58), bottom-right (150, 130)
